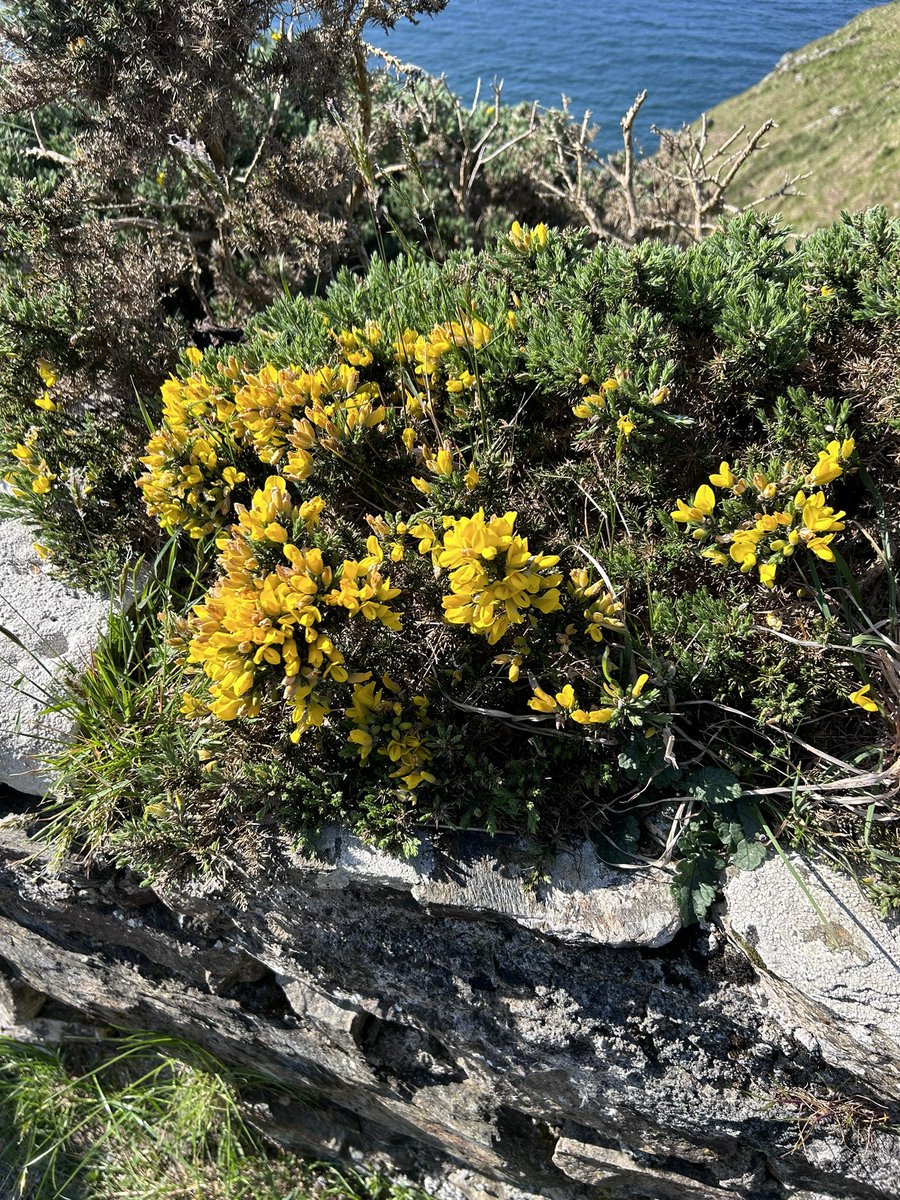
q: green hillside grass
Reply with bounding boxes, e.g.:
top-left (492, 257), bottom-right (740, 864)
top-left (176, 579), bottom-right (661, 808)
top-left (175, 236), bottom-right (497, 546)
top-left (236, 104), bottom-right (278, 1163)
top-left (704, 1), bottom-right (900, 232)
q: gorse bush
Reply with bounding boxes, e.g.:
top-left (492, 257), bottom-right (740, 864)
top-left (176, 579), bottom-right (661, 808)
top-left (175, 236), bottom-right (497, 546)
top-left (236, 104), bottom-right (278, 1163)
top-left (0, 0), bottom-right (451, 583)
top-left (35, 208), bottom-right (900, 917)
top-left (0, 0), bottom-right (782, 584)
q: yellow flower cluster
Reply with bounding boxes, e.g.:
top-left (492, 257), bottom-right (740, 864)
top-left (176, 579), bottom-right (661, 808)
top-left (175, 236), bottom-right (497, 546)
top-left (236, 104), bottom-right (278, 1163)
top-left (6, 426), bottom-right (56, 496)
top-left (807, 439), bottom-right (853, 487)
top-left (572, 376), bottom-right (620, 420)
top-left (528, 673), bottom-right (650, 725)
top-left (572, 370), bottom-right (671, 450)
top-left (334, 320), bottom-right (383, 367)
top-left (34, 359), bottom-right (59, 412)
top-left (508, 221), bottom-right (548, 253)
top-left (395, 316), bottom-right (491, 407)
top-left (671, 439), bottom-right (854, 589)
top-left (1, 360), bottom-right (70, 497)
top-left (184, 476), bottom-right (401, 740)
top-left (137, 369), bottom-right (246, 537)
top-left (413, 509), bottom-right (562, 644)
top-left (139, 333), bottom-right (664, 783)
top-left (408, 440), bottom-right (480, 496)
top-left (568, 568), bottom-right (625, 643)
top-left (236, 361), bottom-right (386, 469)
top-left (139, 315), bottom-right (494, 539)
top-left (345, 677), bottom-right (435, 790)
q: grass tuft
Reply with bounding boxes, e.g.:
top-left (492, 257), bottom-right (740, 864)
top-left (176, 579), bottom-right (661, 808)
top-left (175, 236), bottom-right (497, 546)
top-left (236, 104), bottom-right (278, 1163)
top-left (0, 1031), bottom-right (429, 1200)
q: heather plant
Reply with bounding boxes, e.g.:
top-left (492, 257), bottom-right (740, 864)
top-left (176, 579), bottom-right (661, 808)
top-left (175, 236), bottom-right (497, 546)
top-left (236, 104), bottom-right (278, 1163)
top-left (0, 0), bottom-right (449, 580)
top-left (39, 209), bottom-right (900, 918)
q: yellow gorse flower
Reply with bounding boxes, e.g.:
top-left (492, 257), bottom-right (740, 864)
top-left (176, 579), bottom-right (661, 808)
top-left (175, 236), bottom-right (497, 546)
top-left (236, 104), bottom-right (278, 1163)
top-left (572, 378), bottom-right (621, 421)
top-left (508, 221), bottom-right (549, 253)
top-left (37, 359), bottom-right (58, 387)
top-left (417, 509), bottom-right (562, 644)
top-left (345, 678), bottom-right (435, 790)
top-left (183, 476), bottom-right (401, 740)
top-left (136, 370), bottom-right (243, 538)
top-left (709, 461), bottom-right (736, 488)
top-left (805, 438), bottom-right (854, 487)
top-left (670, 485), bottom-right (715, 525)
top-left (568, 569), bottom-right (625, 643)
top-left (848, 683), bottom-right (878, 713)
top-left (3, 426), bottom-right (57, 499)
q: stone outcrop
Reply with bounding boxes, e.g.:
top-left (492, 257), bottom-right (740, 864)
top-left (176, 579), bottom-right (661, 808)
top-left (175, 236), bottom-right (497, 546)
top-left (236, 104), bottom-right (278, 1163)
top-left (725, 856), bottom-right (900, 1104)
top-left (0, 517), bottom-right (109, 794)
top-left (0, 811), bottom-right (898, 1200)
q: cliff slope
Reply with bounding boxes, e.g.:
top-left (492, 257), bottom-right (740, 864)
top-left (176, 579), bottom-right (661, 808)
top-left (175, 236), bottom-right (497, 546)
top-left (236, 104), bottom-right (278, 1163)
top-left (703, 2), bottom-right (900, 231)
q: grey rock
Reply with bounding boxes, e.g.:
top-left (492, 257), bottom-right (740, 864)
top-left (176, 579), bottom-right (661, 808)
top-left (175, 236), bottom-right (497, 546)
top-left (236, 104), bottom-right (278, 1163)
top-left (725, 854), bottom-right (900, 1098)
top-left (0, 518), bottom-right (109, 794)
top-left (0, 959), bottom-right (46, 1023)
top-left (308, 827), bottom-right (681, 948)
top-left (553, 1137), bottom-right (735, 1198)
top-left (0, 823), bottom-right (898, 1200)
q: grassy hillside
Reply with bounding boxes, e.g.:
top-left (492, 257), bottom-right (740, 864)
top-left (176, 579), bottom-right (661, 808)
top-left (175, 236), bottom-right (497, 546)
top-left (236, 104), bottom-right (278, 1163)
top-left (704, 1), bottom-right (900, 232)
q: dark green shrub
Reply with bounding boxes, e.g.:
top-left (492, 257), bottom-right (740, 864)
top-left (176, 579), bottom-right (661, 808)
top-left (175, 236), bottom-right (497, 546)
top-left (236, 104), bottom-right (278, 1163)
top-left (36, 211), bottom-right (900, 917)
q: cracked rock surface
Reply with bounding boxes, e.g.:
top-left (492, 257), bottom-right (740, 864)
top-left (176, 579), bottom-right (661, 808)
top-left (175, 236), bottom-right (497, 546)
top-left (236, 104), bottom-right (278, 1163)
top-left (0, 816), bottom-right (898, 1200)
top-left (0, 518), bottom-right (109, 794)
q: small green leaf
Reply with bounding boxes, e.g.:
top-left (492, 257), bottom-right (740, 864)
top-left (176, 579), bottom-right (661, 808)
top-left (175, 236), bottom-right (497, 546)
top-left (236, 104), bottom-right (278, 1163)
top-left (686, 767), bottom-right (743, 807)
top-left (672, 851), bottom-right (719, 923)
top-left (732, 838), bottom-right (767, 872)
top-left (713, 816), bottom-right (744, 849)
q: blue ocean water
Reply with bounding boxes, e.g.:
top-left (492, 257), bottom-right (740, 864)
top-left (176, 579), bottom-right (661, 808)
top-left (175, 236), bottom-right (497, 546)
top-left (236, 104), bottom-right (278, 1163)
top-left (373, 1), bottom-right (891, 154)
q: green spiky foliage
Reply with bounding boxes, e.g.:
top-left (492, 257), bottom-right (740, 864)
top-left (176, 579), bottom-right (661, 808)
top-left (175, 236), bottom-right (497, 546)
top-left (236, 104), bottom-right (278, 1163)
top-left (35, 209), bottom-right (900, 919)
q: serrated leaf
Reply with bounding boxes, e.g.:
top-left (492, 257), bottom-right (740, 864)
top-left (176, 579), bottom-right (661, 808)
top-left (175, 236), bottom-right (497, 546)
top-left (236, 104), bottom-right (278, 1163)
top-left (713, 816), bottom-right (744, 850)
top-left (671, 851), bottom-right (720, 923)
top-left (686, 767), bottom-right (743, 807)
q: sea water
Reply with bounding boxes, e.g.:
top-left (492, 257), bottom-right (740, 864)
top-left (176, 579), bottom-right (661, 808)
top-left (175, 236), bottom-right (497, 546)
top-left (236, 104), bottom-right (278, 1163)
top-left (373, 0), bottom-right (892, 154)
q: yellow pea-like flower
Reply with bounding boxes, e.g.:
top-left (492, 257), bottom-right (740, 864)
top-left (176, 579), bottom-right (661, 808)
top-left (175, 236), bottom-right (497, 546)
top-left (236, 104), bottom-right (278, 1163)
top-left (709, 462), bottom-right (735, 488)
top-left (848, 684), bottom-right (878, 713)
top-left (37, 359), bottom-right (58, 387)
top-left (758, 562), bottom-right (777, 589)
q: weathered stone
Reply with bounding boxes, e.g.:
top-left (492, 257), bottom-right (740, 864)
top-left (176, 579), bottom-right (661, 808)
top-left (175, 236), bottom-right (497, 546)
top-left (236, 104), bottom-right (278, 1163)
top-left (0, 957), bottom-right (46, 1022)
top-left (724, 855), bottom-right (900, 1099)
top-left (0, 822), bottom-right (898, 1200)
top-left (553, 1136), bottom-right (735, 1198)
top-left (0, 517), bottom-right (109, 794)
top-left (311, 827), bottom-right (681, 948)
